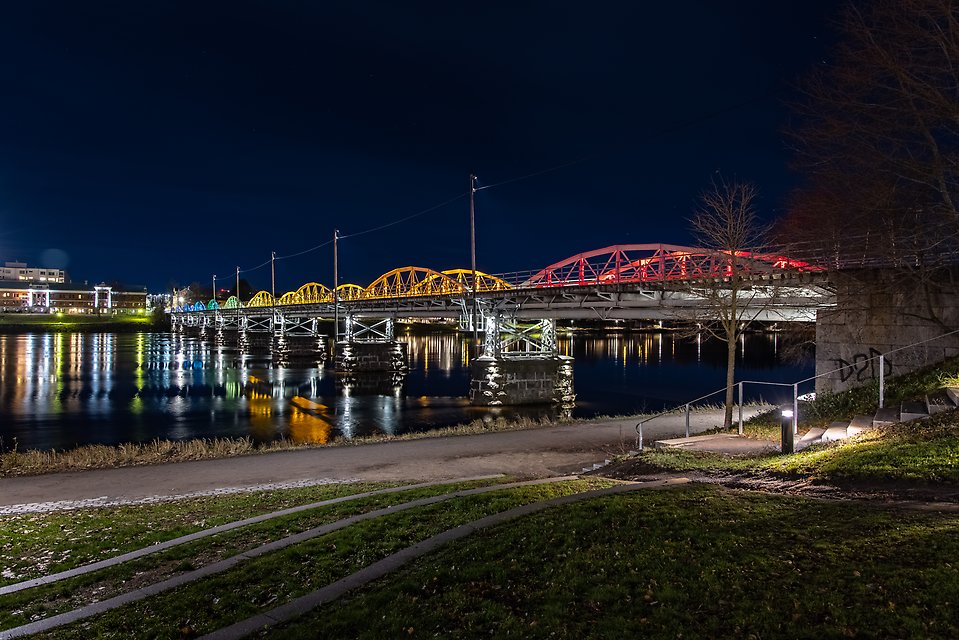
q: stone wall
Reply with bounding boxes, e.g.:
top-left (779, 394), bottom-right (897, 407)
top-left (469, 356), bottom-right (575, 406)
top-left (815, 271), bottom-right (959, 393)
top-left (334, 341), bottom-right (409, 372)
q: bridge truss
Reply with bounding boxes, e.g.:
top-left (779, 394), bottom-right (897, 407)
top-left (172, 244), bottom-right (834, 325)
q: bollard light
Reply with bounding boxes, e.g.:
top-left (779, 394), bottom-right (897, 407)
top-left (780, 408), bottom-right (795, 454)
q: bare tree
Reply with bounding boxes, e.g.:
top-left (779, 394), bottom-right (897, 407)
top-left (784, 0), bottom-right (959, 326)
top-left (690, 178), bottom-right (771, 430)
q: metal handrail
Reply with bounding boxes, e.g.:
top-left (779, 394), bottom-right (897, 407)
top-left (635, 385), bottom-right (731, 429)
top-left (634, 327), bottom-right (959, 451)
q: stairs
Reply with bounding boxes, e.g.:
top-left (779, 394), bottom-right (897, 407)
top-left (797, 386), bottom-right (959, 450)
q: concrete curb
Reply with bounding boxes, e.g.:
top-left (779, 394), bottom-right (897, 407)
top-left (202, 477), bottom-right (690, 640)
top-left (0, 474), bottom-right (504, 597)
top-left (0, 475), bottom-right (579, 640)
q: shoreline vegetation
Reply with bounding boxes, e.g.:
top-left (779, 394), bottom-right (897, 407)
top-left (0, 312), bottom-right (167, 333)
top-left (0, 413), bottom-right (634, 477)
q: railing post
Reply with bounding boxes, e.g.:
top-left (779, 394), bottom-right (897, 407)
top-left (878, 354), bottom-right (885, 409)
top-left (685, 403), bottom-right (690, 438)
top-left (792, 383), bottom-right (799, 434)
top-left (738, 381), bottom-right (744, 435)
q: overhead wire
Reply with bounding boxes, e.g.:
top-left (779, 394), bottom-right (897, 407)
top-left (338, 192), bottom-right (466, 240)
top-left (223, 89), bottom-right (774, 282)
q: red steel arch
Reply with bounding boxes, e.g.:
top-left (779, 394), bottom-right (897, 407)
top-left (522, 244), bottom-right (818, 287)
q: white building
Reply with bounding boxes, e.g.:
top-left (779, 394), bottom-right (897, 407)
top-left (0, 261), bottom-right (66, 283)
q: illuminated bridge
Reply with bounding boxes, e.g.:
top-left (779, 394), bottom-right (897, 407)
top-left (174, 243), bottom-right (832, 322)
top-left (171, 244), bottom-right (833, 405)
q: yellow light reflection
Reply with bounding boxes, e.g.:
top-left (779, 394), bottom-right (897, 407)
top-left (287, 407), bottom-right (332, 444)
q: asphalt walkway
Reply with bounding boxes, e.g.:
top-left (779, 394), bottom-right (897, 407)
top-left (0, 408), bottom-right (763, 512)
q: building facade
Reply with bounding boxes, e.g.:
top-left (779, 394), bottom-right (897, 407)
top-left (0, 261), bottom-right (66, 283)
top-left (0, 282), bottom-right (146, 314)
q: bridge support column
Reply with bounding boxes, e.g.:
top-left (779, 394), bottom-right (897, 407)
top-left (468, 315), bottom-right (575, 406)
top-left (273, 312), bottom-right (326, 362)
top-left (334, 315), bottom-right (408, 373)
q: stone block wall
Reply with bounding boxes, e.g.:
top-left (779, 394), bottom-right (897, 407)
top-left (815, 271), bottom-right (959, 393)
top-left (469, 356), bottom-right (575, 406)
top-left (334, 341), bottom-right (409, 372)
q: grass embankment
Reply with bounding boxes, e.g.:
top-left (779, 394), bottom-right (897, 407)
top-left (266, 484), bottom-right (959, 639)
top-left (0, 476), bottom-right (523, 630)
top-left (0, 313), bottom-right (163, 333)
top-left (643, 413), bottom-right (959, 484)
top-left (8, 478), bottom-right (613, 638)
top-left (638, 356), bottom-right (959, 485)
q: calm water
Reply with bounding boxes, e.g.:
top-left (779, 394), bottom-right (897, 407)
top-left (0, 331), bottom-right (812, 451)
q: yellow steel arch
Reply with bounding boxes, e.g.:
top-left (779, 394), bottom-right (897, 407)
top-left (247, 291), bottom-right (275, 307)
top-left (335, 283), bottom-right (364, 301)
top-left (365, 267), bottom-right (461, 299)
top-left (439, 269), bottom-right (512, 292)
top-left (409, 270), bottom-right (469, 296)
top-left (294, 282), bottom-right (332, 304)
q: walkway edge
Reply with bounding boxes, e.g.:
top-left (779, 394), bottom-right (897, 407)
top-left (202, 477), bottom-right (691, 640)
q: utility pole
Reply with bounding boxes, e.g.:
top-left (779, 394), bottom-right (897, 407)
top-left (235, 266), bottom-right (240, 326)
top-left (333, 229), bottom-right (339, 345)
top-left (469, 173), bottom-right (478, 347)
top-left (270, 251), bottom-right (276, 304)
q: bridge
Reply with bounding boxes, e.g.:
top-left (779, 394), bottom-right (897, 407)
top-left (171, 243), bottom-right (834, 406)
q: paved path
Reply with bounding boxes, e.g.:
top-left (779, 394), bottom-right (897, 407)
top-left (0, 409), bottom-right (760, 511)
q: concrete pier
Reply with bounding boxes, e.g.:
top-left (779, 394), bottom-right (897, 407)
top-left (333, 341), bottom-right (409, 373)
top-left (469, 355), bottom-right (575, 406)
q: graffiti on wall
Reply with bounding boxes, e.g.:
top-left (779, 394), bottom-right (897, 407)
top-left (831, 347), bottom-right (894, 383)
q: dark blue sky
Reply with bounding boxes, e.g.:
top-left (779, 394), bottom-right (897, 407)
top-left (0, 1), bottom-right (837, 293)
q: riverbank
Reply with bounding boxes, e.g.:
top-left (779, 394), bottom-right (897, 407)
top-left (0, 312), bottom-right (166, 333)
top-left (0, 414), bottom-right (597, 477)
top-left (0, 407), bottom-right (755, 478)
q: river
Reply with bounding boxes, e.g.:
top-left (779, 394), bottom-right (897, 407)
top-left (0, 331), bottom-right (813, 451)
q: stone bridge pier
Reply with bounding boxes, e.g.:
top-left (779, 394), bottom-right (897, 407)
top-left (333, 315), bottom-right (409, 374)
top-left (468, 314), bottom-right (575, 406)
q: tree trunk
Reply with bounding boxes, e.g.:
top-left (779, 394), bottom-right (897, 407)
top-left (724, 329), bottom-right (737, 430)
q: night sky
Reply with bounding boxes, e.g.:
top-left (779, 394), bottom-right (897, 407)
top-left (0, 1), bottom-right (837, 293)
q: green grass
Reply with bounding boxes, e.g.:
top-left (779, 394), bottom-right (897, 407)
top-left (0, 481), bottom-right (421, 586)
top-left (40, 478), bottom-right (614, 639)
top-left (717, 355), bottom-right (959, 442)
top-left (0, 313), bottom-right (159, 333)
top-left (637, 409), bottom-right (959, 484)
top-left (0, 477), bottom-right (513, 630)
top-left (270, 484), bottom-right (959, 640)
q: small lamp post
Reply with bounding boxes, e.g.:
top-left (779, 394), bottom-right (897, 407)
top-left (781, 408), bottom-right (795, 454)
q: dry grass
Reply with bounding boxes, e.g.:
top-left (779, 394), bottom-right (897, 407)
top-left (0, 437), bottom-right (305, 478)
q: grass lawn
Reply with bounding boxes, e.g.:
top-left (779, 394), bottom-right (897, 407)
top-left (36, 478), bottom-right (613, 638)
top-left (270, 484), bottom-right (959, 640)
top-left (0, 481), bottom-right (402, 587)
top-left (637, 408), bottom-right (959, 485)
top-left (0, 313), bottom-right (157, 332)
top-left (0, 477), bottom-right (523, 630)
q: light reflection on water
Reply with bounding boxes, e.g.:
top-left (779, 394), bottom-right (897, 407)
top-left (0, 331), bottom-right (812, 451)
